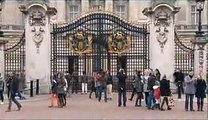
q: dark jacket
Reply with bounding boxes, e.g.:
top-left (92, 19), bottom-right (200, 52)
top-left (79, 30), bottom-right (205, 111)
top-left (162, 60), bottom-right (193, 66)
top-left (117, 73), bottom-right (127, 89)
top-left (195, 79), bottom-right (207, 98)
top-left (81, 75), bottom-right (88, 83)
top-left (135, 77), bottom-right (143, 93)
top-left (173, 72), bottom-right (184, 83)
top-left (100, 75), bottom-right (107, 88)
top-left (51, 79), bottom-right (58, 94)
top-left (10, 76), bottom-right (20, 93)
top-left (106, 75), bottom-right (113, 85)
top-left (147, 75), bottom-right (156, 91)
top-left (160, 79), bottom-right (171, 96)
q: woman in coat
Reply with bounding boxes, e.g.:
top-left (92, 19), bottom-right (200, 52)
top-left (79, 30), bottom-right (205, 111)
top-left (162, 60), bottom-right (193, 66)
top-left (160, 75), bottom-right (171, 111)
top-left (135, 71), bottom-right (144, 107)
top-left (195, 75), bottom-right (207, 111)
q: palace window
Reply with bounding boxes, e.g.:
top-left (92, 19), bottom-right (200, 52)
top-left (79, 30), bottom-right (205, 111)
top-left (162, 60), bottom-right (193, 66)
top-left (113, 0), bottom-right (129, 19)
top-left (66, 0), bottom-right (81, 21)
top-left (191, 5), bottom-right (199, 25)
top-left (89, 0), bottom-right (105, 10)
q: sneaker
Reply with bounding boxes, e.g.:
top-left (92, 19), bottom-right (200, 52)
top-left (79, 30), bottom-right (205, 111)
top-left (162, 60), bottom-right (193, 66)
top-left (5, 109), bottom-right (11, 112)
top-left (0, 102), bottom-right (3, 105)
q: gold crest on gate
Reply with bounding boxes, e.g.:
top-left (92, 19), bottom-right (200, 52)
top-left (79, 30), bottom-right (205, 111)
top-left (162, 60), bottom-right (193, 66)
top-left (108, 31), bottom-right (131, 55)
top-left (68, 30), bottom-right (92, 56)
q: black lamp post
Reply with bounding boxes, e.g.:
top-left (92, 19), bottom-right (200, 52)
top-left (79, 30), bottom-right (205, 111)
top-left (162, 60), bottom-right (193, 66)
top-left (194, 0), bottom-right (207, 75)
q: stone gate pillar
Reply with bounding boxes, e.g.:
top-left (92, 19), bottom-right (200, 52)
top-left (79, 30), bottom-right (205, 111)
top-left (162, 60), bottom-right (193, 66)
top-left (0, 39), bottom-right (8, 79)
top-left (20, 2), bottom-right (57, 93)
top-left (143, 4), bottom-right (180, 81)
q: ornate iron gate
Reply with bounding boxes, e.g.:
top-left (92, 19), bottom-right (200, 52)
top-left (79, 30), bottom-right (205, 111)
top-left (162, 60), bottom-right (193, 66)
top-left (51, 12), bottom-right (149, 86)
top-left (4, 32), bottom-right (25, 76)
top-left (174, 31), bottom-right (194, 75)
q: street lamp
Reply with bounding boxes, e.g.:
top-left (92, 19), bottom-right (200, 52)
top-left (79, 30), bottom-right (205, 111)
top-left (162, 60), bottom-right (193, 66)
top-left (193, 0), bottom-right (207, 76)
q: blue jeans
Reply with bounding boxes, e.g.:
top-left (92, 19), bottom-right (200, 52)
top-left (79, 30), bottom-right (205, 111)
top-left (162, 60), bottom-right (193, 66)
top-left (99, 86), bottom-right (107, 102)
top-left (185, 94), bottom-right (194, 110)
top-left (147, 91), bottom-right (154, 109)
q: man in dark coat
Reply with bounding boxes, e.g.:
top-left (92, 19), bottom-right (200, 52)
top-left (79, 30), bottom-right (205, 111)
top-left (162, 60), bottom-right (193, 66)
top-left (117, 69), bottom-right (127, 107)
top-left (160, 75), bottom-right (171, 111)
top-left (6, 72), bottom-right (22, 112)
top-left (173, 69), bottom-right (184, 99)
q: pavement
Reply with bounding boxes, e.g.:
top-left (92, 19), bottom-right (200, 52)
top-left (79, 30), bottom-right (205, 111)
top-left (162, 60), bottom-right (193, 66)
top-left (0, 93), bottom-right (207, 120)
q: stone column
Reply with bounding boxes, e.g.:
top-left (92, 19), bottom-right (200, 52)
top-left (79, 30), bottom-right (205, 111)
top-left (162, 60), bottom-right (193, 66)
top-left (81, 0), bottom-right (89, 13)
top-left (20, 3), bottom-right (57, 93)
top-left (105, 0), bottom-right (113, 12)
top-left (194, 45), bottom-right (208, 79)
top-left (0, 40), bottom-right (8, 79)
top-left (143, 3), bottom-right (180, 81)
top-left (56, 0), bottom-right (66, 23)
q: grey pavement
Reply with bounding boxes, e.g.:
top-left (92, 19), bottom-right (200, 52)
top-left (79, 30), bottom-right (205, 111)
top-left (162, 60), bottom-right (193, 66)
top-left (0, 93), bottom-right (207, 120)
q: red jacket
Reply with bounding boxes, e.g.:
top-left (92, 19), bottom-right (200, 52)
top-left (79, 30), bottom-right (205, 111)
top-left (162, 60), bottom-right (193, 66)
top-left (153, 86), bottom-right (160, 99)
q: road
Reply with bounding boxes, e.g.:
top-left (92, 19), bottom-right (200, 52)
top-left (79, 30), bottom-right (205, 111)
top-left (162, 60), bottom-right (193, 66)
top-left (0, 93), bottom-right (207, 120)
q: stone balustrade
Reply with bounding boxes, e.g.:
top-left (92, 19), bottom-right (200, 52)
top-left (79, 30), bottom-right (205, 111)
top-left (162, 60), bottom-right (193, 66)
top-left (0, 24), bottom-right (24, 30)
top-left (175, 24), bottom-right (208, 31)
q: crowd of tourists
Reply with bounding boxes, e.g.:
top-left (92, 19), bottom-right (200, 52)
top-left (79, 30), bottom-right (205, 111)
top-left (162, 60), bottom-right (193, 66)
top-left (0, 68), bottom-right (207, 112)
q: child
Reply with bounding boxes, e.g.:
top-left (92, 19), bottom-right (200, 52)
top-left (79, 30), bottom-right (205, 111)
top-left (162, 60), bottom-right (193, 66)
top-left (153, 81), bottom-right (160, 109)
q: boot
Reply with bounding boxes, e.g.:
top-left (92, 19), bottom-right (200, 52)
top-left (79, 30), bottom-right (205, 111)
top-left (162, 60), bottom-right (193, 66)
top-left (200, 101), bottom-right (204, 111)
top-left (197, 101), bottom-right (200, 111)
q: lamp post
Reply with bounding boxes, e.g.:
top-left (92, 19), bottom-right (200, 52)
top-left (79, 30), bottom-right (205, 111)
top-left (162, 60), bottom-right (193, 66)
top-left (194, 0), bottom-right (207, 76)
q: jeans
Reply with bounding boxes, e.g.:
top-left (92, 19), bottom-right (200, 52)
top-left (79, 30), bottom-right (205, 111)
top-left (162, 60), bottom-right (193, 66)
top-left (177, 82), bottom-right (184, 99)
top-left (0, 90), bottom-right (4, 102)
top-left (8, 92), bottom-right (21, 110)
top-left (160, 96), bottom-right (169, 109)
top-left (147, 91), bottom-right (154, 109)
top-left (72, 82), bottom-right (78, 94)
top-left (185, 94), bottom-right (194, 110)
top-left (118, 87), bottom-right (126, 106)
top-left (144, 92), bottom-right (149, 106)
top-left (197, 98), bottom-right (204, 111)
top-left (99, 86), bottom-right (107, 102)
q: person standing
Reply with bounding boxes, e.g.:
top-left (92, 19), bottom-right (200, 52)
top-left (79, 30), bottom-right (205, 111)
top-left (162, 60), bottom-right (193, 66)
top-left (129, 70), bottom-right (137, 101)
top-left (143, 69), bottom-right (149, 107)
top-left (147, 71), bottom-right (156, 110)
top-left (135, 71), bottom-right (143, 107)
top-left (6, 72), bottom-right (22, 112)
top-left (17, 73), bottom-right (26, 100)
top-left (160, 75), bottom-right (171, 111)
top-left (89, 76), bottom-right (97, 99)
top-left (72, 72), bottom-right (78, 94)
top-left (117, 69), bottom-right (127, 107)
top-left (173, 69), bottom-right (184, 99)
top-left (184, 71), bottom-right (196, 111)
top-left (56, 72), bottom-right (66, 108)
top-left (0, 73), bottom-right (4, 104)
top-left (155, 69), bottom-right (161, 81)
top-left (98, 71), bottom-right (107, 102)
top-left (49, 74), bottom-right (59, 108)
top-left (65, 71), bottom-right (72, 97)
top-left (81, 71), bottom-right (88, 94)
top-left (195, 75), bottom-right (207, 111)
top-left (106, 71), bottom-right (113, 100)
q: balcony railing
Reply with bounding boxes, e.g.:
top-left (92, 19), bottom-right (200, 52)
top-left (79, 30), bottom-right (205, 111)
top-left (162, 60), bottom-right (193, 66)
top-left (0, 24), bottom-right (24, 30)
top-left (175, 24), bottom-right (208, 31)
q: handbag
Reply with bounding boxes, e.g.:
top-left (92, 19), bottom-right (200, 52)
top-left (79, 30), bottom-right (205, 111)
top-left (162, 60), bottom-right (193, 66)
top-left (168, 94), bottom-right (175, 107)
